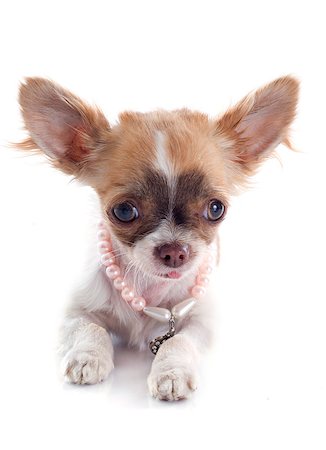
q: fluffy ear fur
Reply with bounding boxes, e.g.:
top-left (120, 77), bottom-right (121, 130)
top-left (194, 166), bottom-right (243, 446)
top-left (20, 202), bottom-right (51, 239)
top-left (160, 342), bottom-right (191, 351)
top-left (18, 77), bottom-right (110, 176)
top-left (215, 76), bottom-right (299, 177)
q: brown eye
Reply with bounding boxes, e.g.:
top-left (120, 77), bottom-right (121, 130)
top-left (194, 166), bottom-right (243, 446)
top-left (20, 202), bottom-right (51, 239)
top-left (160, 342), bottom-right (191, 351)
top-left (112, 202), bottom-right (139, 223)
top-left (204, 200), bottom-right (225, 222)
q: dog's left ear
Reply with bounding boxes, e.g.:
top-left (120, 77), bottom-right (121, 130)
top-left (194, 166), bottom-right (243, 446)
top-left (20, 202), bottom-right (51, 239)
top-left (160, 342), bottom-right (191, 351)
top-left (215, 76), bottom-right (299, 177)
top-left (18, 77), bottom-right (110, 177)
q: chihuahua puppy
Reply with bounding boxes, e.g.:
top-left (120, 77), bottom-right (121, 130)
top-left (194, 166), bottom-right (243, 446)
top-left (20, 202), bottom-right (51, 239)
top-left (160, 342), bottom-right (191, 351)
top-left (18, 76), bottom-right (298, 400)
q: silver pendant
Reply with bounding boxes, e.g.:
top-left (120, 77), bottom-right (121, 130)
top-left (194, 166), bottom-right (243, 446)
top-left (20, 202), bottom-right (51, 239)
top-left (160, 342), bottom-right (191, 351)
top-left (144, 298), bottom-right (197, 355)
top-left (149, 315), bottom-right (176, 355)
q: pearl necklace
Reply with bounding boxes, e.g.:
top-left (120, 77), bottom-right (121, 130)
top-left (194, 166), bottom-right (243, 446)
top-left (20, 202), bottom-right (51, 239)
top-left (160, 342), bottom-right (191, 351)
top-left (97, 220), bottom-right (214, 354)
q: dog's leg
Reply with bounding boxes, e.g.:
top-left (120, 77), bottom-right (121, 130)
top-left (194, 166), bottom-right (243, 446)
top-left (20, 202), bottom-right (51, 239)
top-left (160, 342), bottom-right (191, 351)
top-left (147, 333), bottom-right (199, 401)
top-left (58, 266), bottom-right (115, 385)
top-left (147, 299), bottom-right (213, 401)
top-left (59, 312), bottom-right (114, 385)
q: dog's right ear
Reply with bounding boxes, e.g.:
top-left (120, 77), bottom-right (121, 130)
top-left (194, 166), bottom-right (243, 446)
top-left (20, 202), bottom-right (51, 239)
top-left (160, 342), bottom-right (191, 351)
top-left (18, 77), bottom-right (110, 177)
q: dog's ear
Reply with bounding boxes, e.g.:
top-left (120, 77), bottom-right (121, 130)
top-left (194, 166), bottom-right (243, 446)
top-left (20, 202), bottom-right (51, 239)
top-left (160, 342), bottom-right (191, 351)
top-left (215, 76), bottom-right (299, 179)
top-left (18, 77), bottom-right (110, 177)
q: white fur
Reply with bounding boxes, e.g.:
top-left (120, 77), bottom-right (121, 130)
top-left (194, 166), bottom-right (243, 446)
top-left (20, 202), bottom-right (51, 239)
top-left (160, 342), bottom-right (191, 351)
top-left (154, 131), bottom-right (174, 180)
top-left (58, 207), bottom-right (217, 398)
top-left (154, 131), bottom-right (177, 216)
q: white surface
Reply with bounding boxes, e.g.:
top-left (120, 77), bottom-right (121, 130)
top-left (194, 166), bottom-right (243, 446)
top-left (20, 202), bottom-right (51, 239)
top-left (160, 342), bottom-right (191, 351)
top-left (0, 1), bottom-right (326, 449)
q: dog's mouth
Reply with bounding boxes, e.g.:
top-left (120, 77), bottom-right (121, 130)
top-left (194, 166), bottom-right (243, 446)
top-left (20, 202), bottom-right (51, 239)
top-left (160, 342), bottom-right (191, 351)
top-left (156, 270), bottom-right (183, 280)
top-left (164, 271), bottom-right (182, 279)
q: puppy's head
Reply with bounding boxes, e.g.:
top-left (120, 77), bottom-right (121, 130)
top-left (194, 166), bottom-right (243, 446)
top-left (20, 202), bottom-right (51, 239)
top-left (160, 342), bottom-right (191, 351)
top-left (18, 76), bottom-right (299, 280)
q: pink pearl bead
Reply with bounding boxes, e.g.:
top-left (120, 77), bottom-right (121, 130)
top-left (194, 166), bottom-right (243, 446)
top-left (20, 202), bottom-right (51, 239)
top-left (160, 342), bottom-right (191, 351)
top-left (105, 264), bottom-right (120, 280)
top-left (113, 277), bottom-right (127, 291)
top-left (97, 240), bottom-right (112, 254)
top-left (131, 296), bottom-right (146, 311)
top-left (200, 264), bottom-right (213, 275)
top-left (121, 287), bottom-right (135, 302)
top-left (98, 220), bottom-right (107, 229)
top-left (191, 285), bottom-right (206, 299)
top-left (97, 229), bottom-right (110, 240)
top-left (196, 274), bottom-right (210, 286)
top-left (101, 252), bottom-right (115, 266)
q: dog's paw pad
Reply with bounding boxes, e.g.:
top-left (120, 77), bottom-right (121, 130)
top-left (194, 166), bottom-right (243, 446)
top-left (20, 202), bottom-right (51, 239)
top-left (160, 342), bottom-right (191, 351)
top-left (148, 368), bottom-right (197, 401)
top-left (61, 350), bottom-right (113, 385)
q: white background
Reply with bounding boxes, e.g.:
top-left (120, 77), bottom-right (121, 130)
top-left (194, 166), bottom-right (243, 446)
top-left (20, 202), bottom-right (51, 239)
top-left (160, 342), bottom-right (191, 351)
top-left (0, 1), bottom-right (325, 449)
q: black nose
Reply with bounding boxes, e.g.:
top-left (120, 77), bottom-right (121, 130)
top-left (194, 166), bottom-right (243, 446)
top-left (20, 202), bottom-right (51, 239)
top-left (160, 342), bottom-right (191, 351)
top-left (155, 243), bottom-right (190, 268)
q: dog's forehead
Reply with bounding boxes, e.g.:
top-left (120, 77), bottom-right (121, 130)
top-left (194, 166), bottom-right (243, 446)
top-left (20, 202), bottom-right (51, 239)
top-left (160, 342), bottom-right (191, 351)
top-left (113, 114), bottom-right (223, 210)
top-left (104, 109), bottom-right (227, 190)
top-left (116, 110), bottom-right (215, 168)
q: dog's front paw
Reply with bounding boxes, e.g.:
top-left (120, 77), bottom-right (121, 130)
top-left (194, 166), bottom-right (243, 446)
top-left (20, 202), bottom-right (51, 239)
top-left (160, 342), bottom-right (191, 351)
top-left (148, 367), bottom-right (197, 401)
top-left (61, 349), bottom-right (114, 385)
